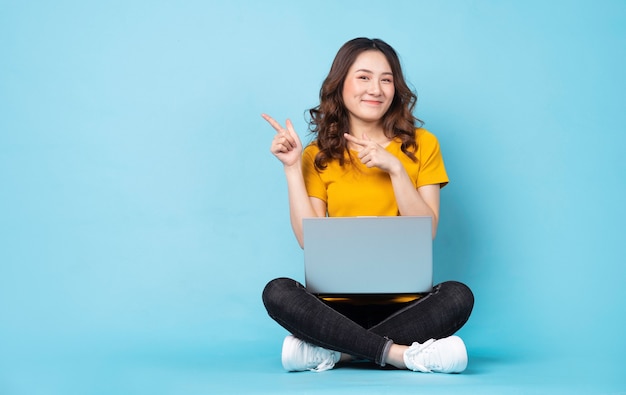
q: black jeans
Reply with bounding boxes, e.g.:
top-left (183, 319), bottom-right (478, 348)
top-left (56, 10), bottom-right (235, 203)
top-left (262, 278), bottom-right (474, 366)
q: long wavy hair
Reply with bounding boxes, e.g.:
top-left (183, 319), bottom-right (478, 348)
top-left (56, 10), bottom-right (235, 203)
top-left (308, 37), bottom-right (422, 170)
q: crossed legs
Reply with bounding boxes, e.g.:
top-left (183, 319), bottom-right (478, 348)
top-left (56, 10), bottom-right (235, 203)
top-left (262, 277), bottom-right (474, 368)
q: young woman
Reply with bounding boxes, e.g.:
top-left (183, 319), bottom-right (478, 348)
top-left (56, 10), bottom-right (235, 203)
top-left (261, 38), bottom-right (474, 373)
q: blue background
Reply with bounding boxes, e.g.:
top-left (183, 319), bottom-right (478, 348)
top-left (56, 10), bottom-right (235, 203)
top-left (1, 0), bottom-right (625, 394)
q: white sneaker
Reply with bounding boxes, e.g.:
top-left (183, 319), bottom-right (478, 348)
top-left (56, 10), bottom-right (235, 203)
top-left (281, 335), bottom-right (341, 372)
top-left (403, 336), bottom-right (468, 373)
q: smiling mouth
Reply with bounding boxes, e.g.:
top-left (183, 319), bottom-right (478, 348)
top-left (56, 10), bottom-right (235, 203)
top-left (362, 100), bottom-right (383, 105)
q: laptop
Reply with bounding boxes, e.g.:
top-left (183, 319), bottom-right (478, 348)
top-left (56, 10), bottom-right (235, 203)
top-left (302, 216), bottom-right (433, 296)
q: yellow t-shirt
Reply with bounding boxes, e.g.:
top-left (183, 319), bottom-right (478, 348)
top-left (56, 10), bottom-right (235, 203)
top-left (302, 128), bottom-right (448, 218)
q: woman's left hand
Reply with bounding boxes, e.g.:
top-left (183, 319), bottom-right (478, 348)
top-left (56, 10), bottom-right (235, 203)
top-left (344, 133), bottom-right (402, 174)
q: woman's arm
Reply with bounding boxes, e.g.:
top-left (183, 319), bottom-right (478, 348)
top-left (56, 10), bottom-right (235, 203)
top-left (263, 114), bottom-right (325, 247)
top-left (389, 172), bottom-right (441, 239)
top-left (283, 164), bottom-right (326, 247)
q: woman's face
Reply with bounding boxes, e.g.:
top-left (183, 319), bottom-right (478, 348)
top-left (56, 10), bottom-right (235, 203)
top-left (342, 50), bottom-right (395, 127)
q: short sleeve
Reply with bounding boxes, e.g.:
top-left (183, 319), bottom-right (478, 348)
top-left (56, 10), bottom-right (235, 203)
top-left (415, 129), bottom-right (449, 188)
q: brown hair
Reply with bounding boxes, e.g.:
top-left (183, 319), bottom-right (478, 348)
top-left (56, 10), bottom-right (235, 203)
top-left (308, 37), bottom-right (422, 170)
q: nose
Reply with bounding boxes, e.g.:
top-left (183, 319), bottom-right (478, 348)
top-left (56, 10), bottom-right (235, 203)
top-left (367, 80), bottom-right (382, 96)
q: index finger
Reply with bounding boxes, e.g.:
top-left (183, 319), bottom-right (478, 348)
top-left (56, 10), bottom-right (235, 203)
top-left (343, 133), bottom-right (367, 147)
top-left (261, 113), bottom-right (285, 134)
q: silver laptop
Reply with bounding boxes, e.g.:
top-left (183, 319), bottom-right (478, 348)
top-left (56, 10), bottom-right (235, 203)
top-left (303, 216), bottom-right (433, 295)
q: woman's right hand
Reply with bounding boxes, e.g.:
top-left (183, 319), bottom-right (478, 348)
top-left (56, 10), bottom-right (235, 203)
top-left (262, 114), bottom-right (303, 167)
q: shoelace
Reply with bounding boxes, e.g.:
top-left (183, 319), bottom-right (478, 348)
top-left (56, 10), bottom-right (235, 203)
top-left (309, 349), bottom-right (337, 372)
top-left (405, 339), bottom-right (439, 373)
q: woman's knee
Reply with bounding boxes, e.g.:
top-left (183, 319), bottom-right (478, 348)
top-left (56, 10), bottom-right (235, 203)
top-left (437, 280), bottom-right (474, 315)
top-left (262, 277), bottom-right (299, 312)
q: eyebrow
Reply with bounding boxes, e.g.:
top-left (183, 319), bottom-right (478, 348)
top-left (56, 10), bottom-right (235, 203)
top-left (354, 68), bottom-right (393, 75)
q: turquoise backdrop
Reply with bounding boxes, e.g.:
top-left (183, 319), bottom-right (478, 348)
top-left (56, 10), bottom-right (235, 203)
top-left (1, 1), bottom-right (624, 394)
